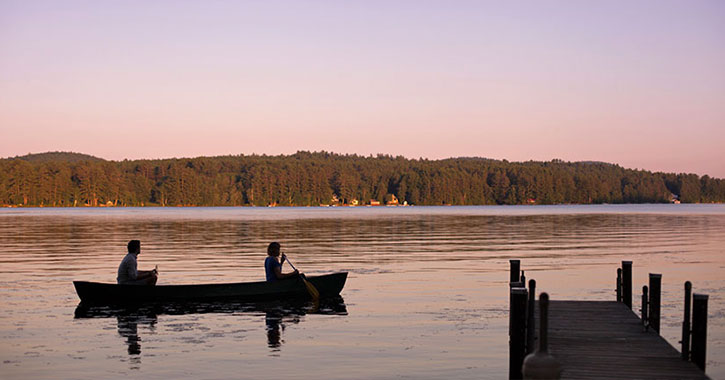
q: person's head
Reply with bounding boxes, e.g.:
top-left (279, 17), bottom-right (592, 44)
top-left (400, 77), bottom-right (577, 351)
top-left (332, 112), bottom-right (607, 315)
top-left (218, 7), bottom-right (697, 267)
top-left (128, 240), bottom-right (141, 255)
top-left (267, 242), bottom-right (280, 257)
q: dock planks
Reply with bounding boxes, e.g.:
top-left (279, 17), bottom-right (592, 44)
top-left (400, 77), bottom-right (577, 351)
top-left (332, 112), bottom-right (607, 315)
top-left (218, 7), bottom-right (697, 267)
top-left (539, 300), bottom-right (709, 379)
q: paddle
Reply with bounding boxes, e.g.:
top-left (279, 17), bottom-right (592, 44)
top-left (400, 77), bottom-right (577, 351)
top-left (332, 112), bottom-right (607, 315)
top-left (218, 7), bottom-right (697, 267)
top-left (283, 256), bottom-right (320, 301)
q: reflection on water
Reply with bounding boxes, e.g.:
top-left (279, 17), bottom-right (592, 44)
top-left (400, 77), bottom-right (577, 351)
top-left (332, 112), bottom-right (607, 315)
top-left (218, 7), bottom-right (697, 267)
top-left (1, 205), bottom-right (725, 379)
top-left (117, 314), bottom-right (153, 367)
top-left (74, 297), bottom-right (348, 362)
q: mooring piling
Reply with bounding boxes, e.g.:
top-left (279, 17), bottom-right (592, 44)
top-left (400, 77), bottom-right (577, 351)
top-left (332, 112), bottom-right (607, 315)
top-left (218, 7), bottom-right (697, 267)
top-left (526, 279), bottom-right (536, 355)
top-left (522, 292), bottom-right (562, 380)
top-left (622, 260), bottom-right (632, 308)
top-left (641, 285), bottom-right (649, 330)
top-left (521, 270), bottom-right (526, 287)
top-left (509, 260), bottom-right (523, 336)
top-left (510, 286), bottom-right (528, 380)
top-left (649, 273), bottom-right (662, 334)
top-left (691, 293), bottom-right (709, 371)
top-left (510, 260), bottom-right (521, 283)
top-left (682, 281), bottom-right (692, 360)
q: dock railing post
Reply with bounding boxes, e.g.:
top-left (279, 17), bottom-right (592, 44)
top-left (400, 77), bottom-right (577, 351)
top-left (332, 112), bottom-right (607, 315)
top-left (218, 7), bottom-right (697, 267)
top-left (616, 268), bottom-right (622, 302)
top-left (510, 260), bottom-right (521, 283)
top-left (681, 281), bottom-right (692, 360)
top-left (691, 294), bottom-right (708, 371)
top-left (641, 285), bottom-right (649, 330)
top-left (526, 279), bottom-right (536, 355)
top-left (649, 273), bottom-right (662, 334)
top-left (510, 287), bottom-right (528, 380)
top-left (522, 293), bottom-right (562, 379)
top-left (622, 261), bottom-right (632, 309)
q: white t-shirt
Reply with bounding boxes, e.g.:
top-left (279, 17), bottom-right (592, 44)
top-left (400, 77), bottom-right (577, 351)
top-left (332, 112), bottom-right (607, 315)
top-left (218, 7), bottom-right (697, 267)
top-left (117, 253), bottom-right (138, 284)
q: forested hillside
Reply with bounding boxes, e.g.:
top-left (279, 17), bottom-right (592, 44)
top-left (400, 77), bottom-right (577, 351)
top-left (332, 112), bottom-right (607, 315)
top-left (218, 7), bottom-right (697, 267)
top-left (1, 152), bottom-right (723, 207)
top-left (12, 151), bottom-right (104, 163)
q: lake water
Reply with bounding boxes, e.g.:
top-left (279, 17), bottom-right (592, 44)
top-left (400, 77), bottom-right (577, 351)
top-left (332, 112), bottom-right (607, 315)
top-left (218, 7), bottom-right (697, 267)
top-left (1, 205), bottom-right (724, 379)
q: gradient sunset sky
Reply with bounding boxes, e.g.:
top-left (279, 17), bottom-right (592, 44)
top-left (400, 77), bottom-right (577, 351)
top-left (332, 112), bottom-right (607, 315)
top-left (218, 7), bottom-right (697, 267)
top-left (1, 1), bottom-right (724, 177)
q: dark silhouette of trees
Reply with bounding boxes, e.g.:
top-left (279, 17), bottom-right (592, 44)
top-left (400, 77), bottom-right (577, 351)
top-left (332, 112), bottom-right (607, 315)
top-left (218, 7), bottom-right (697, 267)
top-left (1, 151), bottom-right (723, 207)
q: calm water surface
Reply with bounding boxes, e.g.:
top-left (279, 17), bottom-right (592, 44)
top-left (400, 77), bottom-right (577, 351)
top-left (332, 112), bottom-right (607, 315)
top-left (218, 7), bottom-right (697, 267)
top-left (1, 205), bottom-right (724, 379)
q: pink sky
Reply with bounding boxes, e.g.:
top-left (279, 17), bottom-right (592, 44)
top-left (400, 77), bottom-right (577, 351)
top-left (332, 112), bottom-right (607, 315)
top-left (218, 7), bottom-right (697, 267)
top-left (1, 1), bottom-right (724, 177)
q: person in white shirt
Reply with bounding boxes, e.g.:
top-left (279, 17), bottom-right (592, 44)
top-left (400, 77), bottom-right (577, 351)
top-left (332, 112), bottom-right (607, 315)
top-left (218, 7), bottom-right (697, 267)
top-left (117, 240), bottom-right (158, 285)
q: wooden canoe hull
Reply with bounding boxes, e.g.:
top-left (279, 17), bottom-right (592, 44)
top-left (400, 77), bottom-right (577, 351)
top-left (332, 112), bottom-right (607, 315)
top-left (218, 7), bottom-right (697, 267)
top-left (73, 272), bottom-right (347, 305)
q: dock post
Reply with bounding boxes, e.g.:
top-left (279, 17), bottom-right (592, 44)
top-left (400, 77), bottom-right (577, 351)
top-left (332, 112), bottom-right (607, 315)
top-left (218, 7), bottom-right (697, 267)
top-left (510, 280), bottom-right (524, 334)
top-left (539, 293), bottom-right (549, 353)
top-left (616, 268), bottom-right (622, 302)
top-left (681, 281), bottom-right (692, 360)
top-left (622, 261), bottom-right (632, 309)
top-left (510, 287), bottom-right (528, 380)
top-left (522, 293), bottom-right (562, 379)
top-left (526, 279), bottom-right (536, 354)
top-left (510, 260), bottom-right (521, 283)
top-left (521, 271), bottom-right (526, 287)
top-left (691, 294), bottom-right (708, 371)
top-left (649, 274), bottom-right (662, 334)
top-left (641, 285), bottom-right (649, 330)
top-left (509, 259), bottom-right (522, 334)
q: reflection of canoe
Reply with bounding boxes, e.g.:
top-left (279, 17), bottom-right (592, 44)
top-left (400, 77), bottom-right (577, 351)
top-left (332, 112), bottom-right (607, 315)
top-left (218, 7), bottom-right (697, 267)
top-left (73, 272), bottom-right (347, 305)
top-left (73, 296), bottom-right (348, 353)
top-left (73, 296), bottom-right (348, 319)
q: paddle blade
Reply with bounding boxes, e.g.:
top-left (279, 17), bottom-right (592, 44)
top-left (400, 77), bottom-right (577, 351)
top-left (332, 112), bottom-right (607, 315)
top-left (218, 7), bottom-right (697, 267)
top-left (302, 277), bottom-right (320, 301)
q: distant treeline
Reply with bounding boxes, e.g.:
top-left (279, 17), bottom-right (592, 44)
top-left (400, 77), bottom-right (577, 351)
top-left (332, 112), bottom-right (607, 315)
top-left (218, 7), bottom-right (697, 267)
top-left (1, 151), bottom-right (724, 207)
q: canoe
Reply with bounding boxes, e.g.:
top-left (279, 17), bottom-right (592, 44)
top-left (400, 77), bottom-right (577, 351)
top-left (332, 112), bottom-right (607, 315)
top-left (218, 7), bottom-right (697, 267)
top-left (73, 272), bottom-right (347, 305)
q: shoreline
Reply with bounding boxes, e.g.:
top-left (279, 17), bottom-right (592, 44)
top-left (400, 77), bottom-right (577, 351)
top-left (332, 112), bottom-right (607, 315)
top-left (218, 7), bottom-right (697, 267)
top-left (6, 202), bottom-right (722, 209)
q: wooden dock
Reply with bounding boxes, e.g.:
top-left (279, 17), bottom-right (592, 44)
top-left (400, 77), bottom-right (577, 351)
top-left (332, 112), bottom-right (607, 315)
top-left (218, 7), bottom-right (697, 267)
top-left (541, 300), bottom-right (709, 379)
top-left (508, 261), bottom-right (711, 379)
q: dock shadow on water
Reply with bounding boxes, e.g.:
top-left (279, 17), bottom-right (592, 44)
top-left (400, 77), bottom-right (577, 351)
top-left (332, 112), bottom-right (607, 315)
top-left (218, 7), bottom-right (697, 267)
top-left (74, 297), bottom-right (348, 363)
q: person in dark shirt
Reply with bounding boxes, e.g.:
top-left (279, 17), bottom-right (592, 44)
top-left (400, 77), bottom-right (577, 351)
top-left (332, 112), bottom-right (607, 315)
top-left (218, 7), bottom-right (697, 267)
top-left (264, 242), bottom-right (298, 282)
top-left (117, 240), bottom-right (158, 285)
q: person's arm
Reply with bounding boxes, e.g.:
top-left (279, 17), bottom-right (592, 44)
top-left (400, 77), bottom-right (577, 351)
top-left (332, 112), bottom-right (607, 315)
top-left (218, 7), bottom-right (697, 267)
top-left (137, 267), bottom-right (158, 279)
top-left (273, 264), bottom-right (298, 279)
